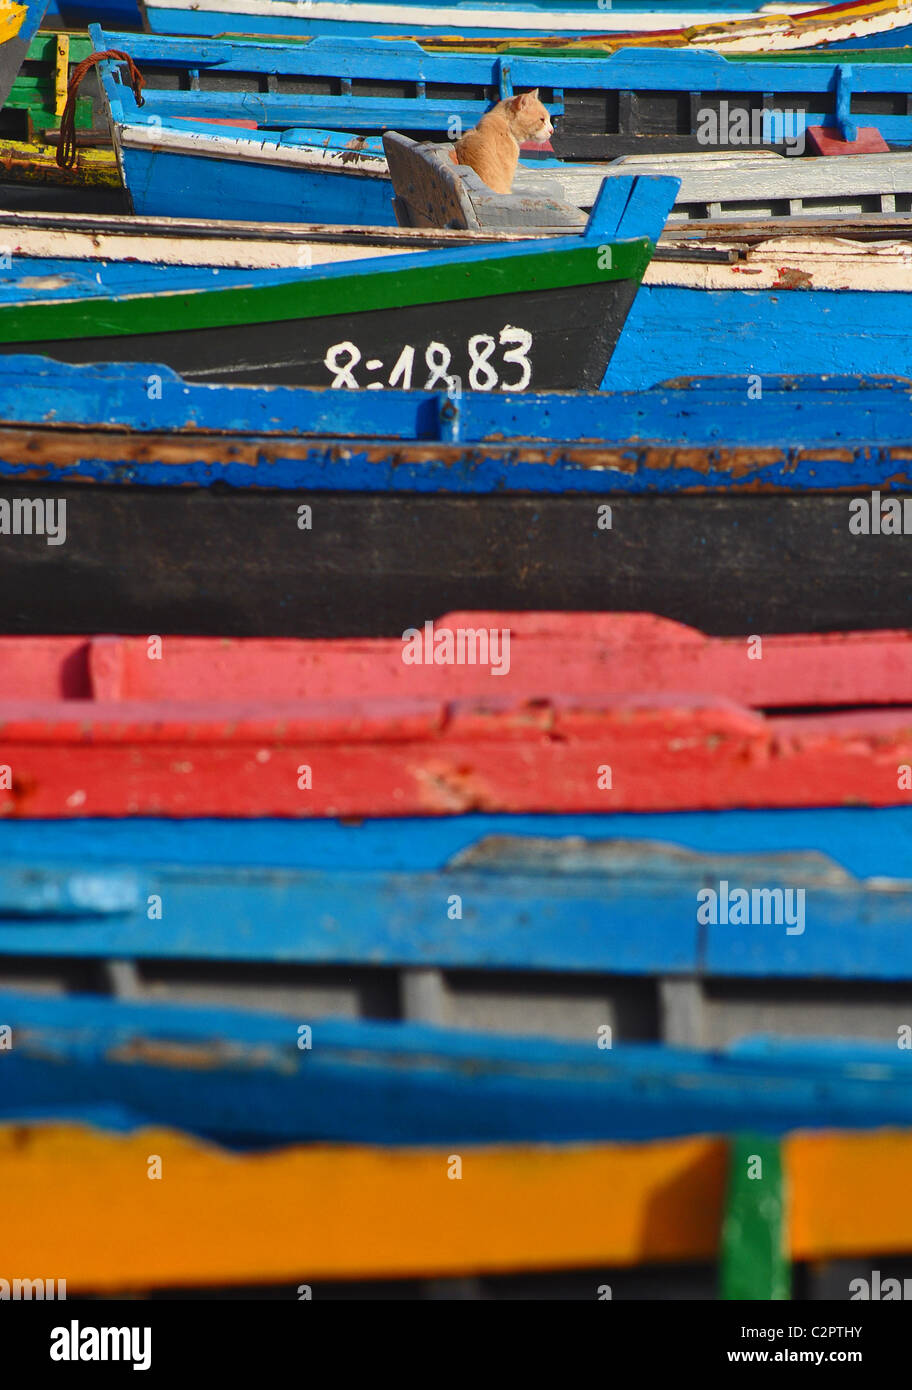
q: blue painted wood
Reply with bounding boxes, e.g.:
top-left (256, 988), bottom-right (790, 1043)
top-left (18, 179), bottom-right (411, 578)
top-left (91, 31), bottom-right (912, 219)
top-left (0, 813), bottom-right (910, 979)
top-left (118, 136), bottom-right (399, 226)
top-left (92, 30), bottom-right (912, 99)
top-left (2, 809), bottom-right (911, 879)
top-left (3, 357), bottom-right (912, 494)
top-left (112, 115), bottom-right (571, 224)
top-left (1, 988), bottom-right (911, 1146)
top-left (601, 286), bottom-right (912, 390)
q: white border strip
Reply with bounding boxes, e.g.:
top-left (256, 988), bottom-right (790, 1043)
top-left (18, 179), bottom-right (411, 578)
top-left (143, 0), bottom-right (787, 34)
top-left (118, 121), bottom-right (391, 177)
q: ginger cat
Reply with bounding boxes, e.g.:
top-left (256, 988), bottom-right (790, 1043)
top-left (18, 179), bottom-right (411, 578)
top-left (452, 89), bottom-right (554, 195)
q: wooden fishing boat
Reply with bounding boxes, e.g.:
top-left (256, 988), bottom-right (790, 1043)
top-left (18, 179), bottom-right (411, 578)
top-left (411, 0), bottom-right (912, 52)
top-left (607, 225), bottom-right (912, 387)
top-left (3, 1118), bottom-right (908, 1297)
top-left (2, 617), bottom-right (912, 815)
top-left (390, 139), bottom-right (912, 230)
top-left (136, 0), bottom-right (827, 44)
top-left (0, 206), bottom-right (536, 262)
top-left (0, 175), bottom-right (673, 388)
top-left (90, 30), bottom-right (912, 183)
top-left (134, 0), bottom-right (912, 53)
top-left (0, 362), bottom-right (910, 635)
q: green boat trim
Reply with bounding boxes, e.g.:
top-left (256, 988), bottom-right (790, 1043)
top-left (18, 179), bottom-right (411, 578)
top-left (0, 235), bottom-right (652, 343)
top-left (719, 1134), bottom-right (790, 1302)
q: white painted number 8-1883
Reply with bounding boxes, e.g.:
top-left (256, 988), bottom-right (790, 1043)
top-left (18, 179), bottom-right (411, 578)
top-left (323, 326), bottom-right (533, 391)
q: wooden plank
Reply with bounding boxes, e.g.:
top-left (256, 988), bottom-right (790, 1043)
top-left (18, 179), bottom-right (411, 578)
top-left (0, 621), bottom-right (904, 707)
top-left (1, 695), bottom-right (912, 816)
top-left (787, 1129), bottom-right (912, 1261)
top-left (0, 137), bottom-right (119, 185)
top-left (4, 1122), bottom-right (912, 1289)
top-left (1, 836), bottom-right (912, 979)
top-left (4, 990), bottom-right (912, 1147)
top-left (0, 1123), bottom-right (728, 1287)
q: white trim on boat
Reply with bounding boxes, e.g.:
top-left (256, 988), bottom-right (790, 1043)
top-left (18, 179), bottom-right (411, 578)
top-left (117, 122), bottom-right (391, 176)
top-left (143, 0), bottom-right (791, 34)
top-left (644, 236), bottom-right (912, 291)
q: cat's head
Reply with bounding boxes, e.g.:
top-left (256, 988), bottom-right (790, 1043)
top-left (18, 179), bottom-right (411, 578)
top-left (506, 89), bottom-right (553, 144)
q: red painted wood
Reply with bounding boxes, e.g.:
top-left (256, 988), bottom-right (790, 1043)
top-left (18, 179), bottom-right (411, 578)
top-left (1, 617), bottom-right (912, 707)
top-left (0, 696), bottom-right (909, 817)
top-left (806, 125), bottom-right (890, 155)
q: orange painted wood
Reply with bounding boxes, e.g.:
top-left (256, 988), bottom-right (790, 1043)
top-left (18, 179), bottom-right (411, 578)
top-left (1, 1124), bottom-right (727, 1290)
top-left (6, 1123), bottom-right (912, 1290)
top-left (787, 1129), bottom-right (912, 1262)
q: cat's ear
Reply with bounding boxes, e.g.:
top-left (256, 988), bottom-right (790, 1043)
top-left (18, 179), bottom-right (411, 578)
top-left (523, 88), bottom-right (540, 103)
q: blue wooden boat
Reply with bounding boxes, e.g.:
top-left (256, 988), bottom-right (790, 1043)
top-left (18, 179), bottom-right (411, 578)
top-left (2, 987), bottom-right (912, 1147)
top-left (606, 223), bottom-right (912, 387)
top-left (2, 359), bottom-right (912, 494)
top-left (0, 363), bottom-right (909, 635)
top-left (0, 175), bottom-right (673, 389)
top-left (90, 32), bottom-right (912, 215)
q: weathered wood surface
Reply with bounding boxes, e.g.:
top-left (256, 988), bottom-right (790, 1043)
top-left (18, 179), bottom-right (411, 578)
top-left (0, 136), bottom-right (118, 186)
top-left (5, 618), bottom-right (912, 706)
top-left (395, 145), bottom-right (912, 228)
top-left (0, 208), bottom-right (534, 267)
top-left (3, 360), bottom-right (912, 496)
top-left (2, 673), bottom-right (912, 815)
top-left (92, 26), bottom-right (912, 159)
top-left (0, 837), bottom-right (910, 977)
top-left (410, 0), bottom-right (912, 54)
top-left (3, 989), bottom-right (912, 1146)
top-left (384, 132), bottom-right (586, 232)
top-left (6, 1123), bottom-right (912, 1290)
top-left (1, 487), bottom-right (911, 636)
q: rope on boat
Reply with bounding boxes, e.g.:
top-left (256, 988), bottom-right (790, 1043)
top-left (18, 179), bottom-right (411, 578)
top-left (56, 51), bottom-right (145, 171)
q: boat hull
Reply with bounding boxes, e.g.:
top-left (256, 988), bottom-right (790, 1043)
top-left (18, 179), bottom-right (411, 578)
top-left (0, 278), bottom-right (633, 387)
top-left (0, 482), bottom-right (908, 636)
top-left (605, 284), bottom-right (912, 389)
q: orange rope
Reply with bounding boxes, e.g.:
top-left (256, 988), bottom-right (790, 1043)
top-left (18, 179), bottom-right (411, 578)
top-left (56, 51), bottom-right (145, 170)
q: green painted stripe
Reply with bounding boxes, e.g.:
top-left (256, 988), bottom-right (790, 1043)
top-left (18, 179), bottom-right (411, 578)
top-left (719, 1133), bottom-right (790, 1301)
top-left (27, 32), bottom-right (94, 64)
top-left (0, 237), bottom-right (652, 344)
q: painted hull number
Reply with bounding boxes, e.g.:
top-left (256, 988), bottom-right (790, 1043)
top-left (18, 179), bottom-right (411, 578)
top-left (324, 327), bottom-right (533, 391)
